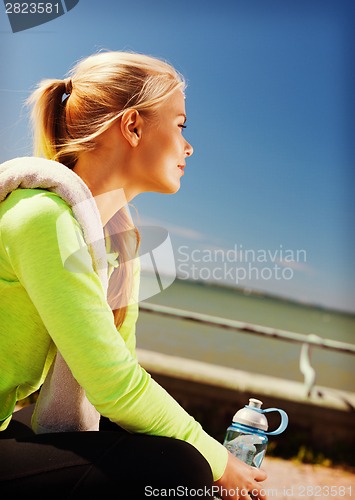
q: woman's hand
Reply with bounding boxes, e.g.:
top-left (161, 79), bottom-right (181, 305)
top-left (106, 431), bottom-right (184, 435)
top-left (213, 451), bottom-right (268, 499)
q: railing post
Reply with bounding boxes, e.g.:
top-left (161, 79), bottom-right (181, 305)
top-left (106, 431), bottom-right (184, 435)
top-left (299, 335), bottom-right (320, 397)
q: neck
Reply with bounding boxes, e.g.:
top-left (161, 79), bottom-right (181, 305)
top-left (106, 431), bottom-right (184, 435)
top-left (73, 156), bottom-right (137, 227)
top-left (94, 188), bottom-right (132, 226)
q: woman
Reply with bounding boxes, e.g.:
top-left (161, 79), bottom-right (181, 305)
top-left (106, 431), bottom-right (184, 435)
top-left (0, 50), bottom-right (267, 498)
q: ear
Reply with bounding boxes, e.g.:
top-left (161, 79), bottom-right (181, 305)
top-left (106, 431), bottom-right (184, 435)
top-left (120, 109), bottom-right (143, 147)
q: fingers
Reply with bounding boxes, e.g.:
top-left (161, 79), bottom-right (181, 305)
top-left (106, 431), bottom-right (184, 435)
top-left (250, 466), bottom-right (268, 499)
top-left (224, 484), bottom-right (266, 500)
top-left (214, 453), bottom-right (268, 500)
top-left (242, 489), bottom-right (266, 500)
top-left (259, 478), bottom-right (268, 500)
top-left (238, 491), bottom-right (258, 500)
top-left (247, 483), bottom-right (267, 500)
top-left (252, 466), bottom-right (267, 482)
top-left (251, 486), bottom-right (267, 500)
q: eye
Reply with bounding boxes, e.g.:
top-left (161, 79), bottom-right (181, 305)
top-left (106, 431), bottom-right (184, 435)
top-left (179, 124), bottom-right (187, 131)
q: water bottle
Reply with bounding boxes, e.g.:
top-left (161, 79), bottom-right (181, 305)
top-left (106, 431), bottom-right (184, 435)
top-left (223, 397), bottom-right (288, 468)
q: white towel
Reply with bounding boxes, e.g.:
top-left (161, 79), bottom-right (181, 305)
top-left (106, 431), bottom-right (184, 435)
top-left (0, 156), bottom-right (109, 432)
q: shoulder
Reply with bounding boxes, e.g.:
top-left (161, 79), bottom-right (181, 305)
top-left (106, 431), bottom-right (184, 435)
top-left (0, 189), bottom-right (76, 240)
top-left (1, 188), bottom-right (73, 223)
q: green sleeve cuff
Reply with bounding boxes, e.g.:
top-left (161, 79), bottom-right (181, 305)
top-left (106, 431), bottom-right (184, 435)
top-left (193, 429), bottom-right (229, 481)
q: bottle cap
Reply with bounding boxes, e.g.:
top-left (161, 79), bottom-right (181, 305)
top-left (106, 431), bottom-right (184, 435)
top-left (232, 398), bottom-right (268, 431)
top-left (232, 398), bottom-right (289, 435)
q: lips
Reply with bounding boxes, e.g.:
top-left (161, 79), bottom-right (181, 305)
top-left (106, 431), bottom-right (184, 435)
top-left (177, 165), bottom-right (185, 171)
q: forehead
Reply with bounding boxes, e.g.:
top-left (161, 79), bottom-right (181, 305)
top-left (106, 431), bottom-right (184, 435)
top-left (160, 89), bottom-right (186, 116)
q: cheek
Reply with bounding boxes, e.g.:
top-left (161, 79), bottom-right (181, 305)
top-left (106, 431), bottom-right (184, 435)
top-left (155, 140), bottom-right (177, 167)
top-left (141, 128), bottom-right (180, 170)
top-left (138, 146), bottom-right (160, 172)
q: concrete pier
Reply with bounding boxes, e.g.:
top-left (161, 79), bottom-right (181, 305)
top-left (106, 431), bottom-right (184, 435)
top-left (137, 348), bottom-right (355, 462)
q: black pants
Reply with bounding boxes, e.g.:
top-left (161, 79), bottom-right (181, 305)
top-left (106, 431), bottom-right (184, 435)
top-left (0, 404), bottom-right (213, 498)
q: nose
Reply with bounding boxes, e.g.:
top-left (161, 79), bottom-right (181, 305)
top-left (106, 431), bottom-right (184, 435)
top-left (185, 139), bottom-right (194, 158)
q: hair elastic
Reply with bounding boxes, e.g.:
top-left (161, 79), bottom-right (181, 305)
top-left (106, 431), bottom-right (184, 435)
top-left (64, 78), bottom-right (73, 95)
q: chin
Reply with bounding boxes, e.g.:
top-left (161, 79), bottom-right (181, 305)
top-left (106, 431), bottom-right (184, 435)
top-left (169, 184), bottom-right (181, 194)
top-left (167, 185), bottom-right (181, 195)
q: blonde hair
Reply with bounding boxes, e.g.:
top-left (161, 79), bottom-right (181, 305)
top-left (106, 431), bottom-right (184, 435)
top-left (27, 50), bottom-right (186, 328)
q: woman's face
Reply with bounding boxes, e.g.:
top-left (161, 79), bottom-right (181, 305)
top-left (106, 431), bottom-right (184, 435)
top-left (133, 89), bottom-right (194, 194)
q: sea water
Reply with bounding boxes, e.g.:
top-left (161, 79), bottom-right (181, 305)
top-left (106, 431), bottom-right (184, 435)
top-left (137, 278), bottom-right (355, 392)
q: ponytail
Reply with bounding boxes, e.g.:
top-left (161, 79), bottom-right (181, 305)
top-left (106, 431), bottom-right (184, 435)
top-left (27, 79), bottom-right (77, 167)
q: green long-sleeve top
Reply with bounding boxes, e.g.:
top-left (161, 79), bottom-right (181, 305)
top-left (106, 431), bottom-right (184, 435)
top-left (0, 187), bottom-right (228, 481)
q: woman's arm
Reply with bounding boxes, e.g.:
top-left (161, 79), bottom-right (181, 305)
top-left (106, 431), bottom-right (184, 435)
top-left (2, 188), bottom-right (229, 481)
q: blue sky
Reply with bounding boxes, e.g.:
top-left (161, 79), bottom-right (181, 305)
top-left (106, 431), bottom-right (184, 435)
top-left (0, 0), bottom-right (354, 313)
